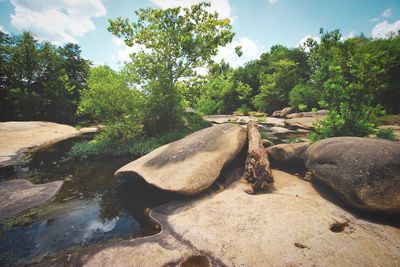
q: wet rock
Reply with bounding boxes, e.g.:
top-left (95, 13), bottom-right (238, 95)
top-left (115, 124), bottom-right (247, 195)
top-left (267, 142), bottom-right (311, 164)
top-left (203, 115), bottom-right (238, 124)
top-left (0, 179), bottom-right (64, 220)
top-left (305, 137), bottom-right (400, 214)
top-left (0, 121), bottom-right (79, 166)
top-left (272, 107), bottom-right (293, 118)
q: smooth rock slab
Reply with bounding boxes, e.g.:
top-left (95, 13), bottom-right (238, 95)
top-left (0, 121), bottom-right (79, 166)
top-left (267, 142), bottom-right (311, 164)
top-left (285, 115), bottom-right (326, 130)
top-left (50, 169), bottom-right (400, 267)
top-left (115, 124), bottom-right (246, 195)
top-left (0, 179), bottom-right (64, 220)
top-left (305, 137), bottom-right (400, 214)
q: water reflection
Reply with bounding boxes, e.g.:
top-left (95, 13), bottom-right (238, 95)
top-left (0, 137), bottom-right (179, 266)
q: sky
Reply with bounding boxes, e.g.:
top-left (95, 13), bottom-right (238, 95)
top-left (0, 0), bottom-right (399, 70)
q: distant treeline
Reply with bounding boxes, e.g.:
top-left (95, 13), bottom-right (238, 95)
top-left (0, 31), bottom-right (90, 123)
top-left (191, 30), bottom-right (400, 116)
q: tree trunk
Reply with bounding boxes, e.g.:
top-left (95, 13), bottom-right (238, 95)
top-left (245, 120), bottom-right (274, 193)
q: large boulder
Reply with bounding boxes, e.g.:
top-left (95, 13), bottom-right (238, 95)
top-left (305, 137), bottom-right (400, 214)
top-left (115, 124), bottom-right (247, 195)
top-left (267, 142), bottom-right (311, 164)
top-left (0, 179), bottom-right (64, 220)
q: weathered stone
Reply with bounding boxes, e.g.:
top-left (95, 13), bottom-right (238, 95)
top-left (0, 179), bottom-right (64, 220)
top-left (262, 139), bottom-right (274, 148)
top-left (115, 124), bottom-right (247, 195)
top-left (286, 110), bottom-right (328, 119)
top-left (285, 115), bottom-right (326, 130)
top-left (267, 142), bottom-right (311, 164)
top-left (272, 107), bottom-right (293, 118)
top-left (51, 169), bottom-right (400, 267)
top-left (0, 121), bottom-right (79, 166)
top-left (305, 137), bottom-right (400, 214)
top-left (203, 115), bottom-right (238, 124)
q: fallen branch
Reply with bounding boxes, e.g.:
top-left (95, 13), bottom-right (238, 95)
top-left (245, 120), bottom-right (274, 193)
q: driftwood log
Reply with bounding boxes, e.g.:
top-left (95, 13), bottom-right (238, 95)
top-left (245, 120), bottom-right (274, 193)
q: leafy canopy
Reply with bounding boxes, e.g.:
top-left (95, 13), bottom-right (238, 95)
top-left (108, 2), bottom-right (235, 133)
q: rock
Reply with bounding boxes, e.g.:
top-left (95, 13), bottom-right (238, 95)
top-left (0, 179), bottom-right (64, 220)
top-left (0, 121), bottom-right (79, 166)
top-left (286, 110), bottom-right (328, 119)
top-left (272, 107), bottom-right (293, 118)
top-left (203, 115), bottom-right (238, 124)
top-left (305, 137), bottom-right (400, 214)
top-left (262, 139), bottom-right (274, 148)
top-left (55, 169), bottom-right (400, 267)
top-left (285, 116), bottom-right (326, 130)
top-left (267, 142), bottom-right (311, 164)
top-left (78, 126), bottom-right (98, 134)
top-left (269, 126), bottom-right (294, 134)
top-left (115, 124), bottom-right (247, 195)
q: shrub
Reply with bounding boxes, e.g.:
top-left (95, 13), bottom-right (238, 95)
top-left (289, 84), bottom-right (321, 111)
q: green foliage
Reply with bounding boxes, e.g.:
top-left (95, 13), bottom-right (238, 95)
top-left (282, 138), bottom-right (305, 144)
top-left (289, 84), bottom-right (321, 111)
top-left (108, 2), bottom-right (234, 133)
top-left (0, 31), bottom-right (90, 123)
top-left (234, 104), bottom-right (250, 115)
top-left (78, 65), bottom-right (143, 140)
top-left (66, 113), bottom-right (211, 160)
top-left (307, 29), bottom-right (389, 140)
top-left (376, 128), bottom-right (396, 140)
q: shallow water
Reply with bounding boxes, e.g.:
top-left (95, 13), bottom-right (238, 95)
top-left (0, 137), bottom-right (179, 266)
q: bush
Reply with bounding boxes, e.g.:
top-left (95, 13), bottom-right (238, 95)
top-left (289, 84), bottom-right (321, 111)
top-left (234, 104), bottom-right (250, 115)
top-left (376, 128), bottom-right (396, 140)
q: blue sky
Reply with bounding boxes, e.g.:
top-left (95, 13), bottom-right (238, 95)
top-left (1, 0), bottom-right (399, 69)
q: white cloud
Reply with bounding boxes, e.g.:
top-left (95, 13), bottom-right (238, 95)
top-left (149, 0), bottom-right (232, 21)
top-left (370, 17), bottom-right (379, 23)
top-left (268, 0), bottom-right (279, 4)
top-left (9, 0), bottom-right (106, 44)
top-left (214, 37), bottom-right (263, 68)
top-left (0, 25), bottom-right (9, 34)
top-left (371, 20), bottom-right (400, 39)
top-left (381, 8), bottom-right (392, 17)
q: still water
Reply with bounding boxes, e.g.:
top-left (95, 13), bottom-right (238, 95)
top-left (0, 137), bottom-right (179, 266)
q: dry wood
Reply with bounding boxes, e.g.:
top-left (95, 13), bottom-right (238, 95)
top-left (245, 120), bottom-right (274, 193)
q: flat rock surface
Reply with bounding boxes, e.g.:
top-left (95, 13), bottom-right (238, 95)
top-left (0, 179), bottom-right (64, 220)
top-left (203, 115), bottom-right (238, 124)
top-left (285, 115), bottom-right (326, 130)
top-left (0, 121), bottom-right (79, 166)
top-left (51, 169), bottom-right (400, 267)
top-left (115, 124), bottom-right (247, 195)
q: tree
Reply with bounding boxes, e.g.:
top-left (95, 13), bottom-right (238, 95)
top-left (108, 2), bottom-right (235, 134)
top-left (78, 65), bottom-right (143, 140)
top-left (308, 29), bottom-right (389, 139)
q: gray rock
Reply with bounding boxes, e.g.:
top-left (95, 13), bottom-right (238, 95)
top-left (272, 107), bottom-right (293, 118)
top-left (305, 137), bottom-right (400, 214)
top-left (285, 116), bottom-right (326, 130)
top-left (203, 115), bottom-right (238, 124)
top-left (267, 142), bottom-right (311, 164)
top-left (0, 179), bottom-right (64, 220)
top-left (286, 110), bottom-right (328, 119)
top-left (115, 124), bottom-right (247, 195)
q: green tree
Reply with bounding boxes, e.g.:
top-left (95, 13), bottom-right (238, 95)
top-left (108, 2), bottom-right (235, 134)
top-left (78, 65), bottom-right (143, 140)
top-left (289, 84), bottom-right (322, 111)
top-left (308, 29), bottom-right (389, 139)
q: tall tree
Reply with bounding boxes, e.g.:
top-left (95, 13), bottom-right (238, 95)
top-left (108, 2), bottom-right (235, 134)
